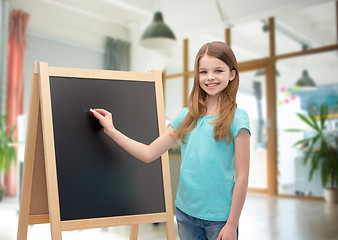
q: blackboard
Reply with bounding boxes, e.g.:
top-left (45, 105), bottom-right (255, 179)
top-left (17, 63), bottom-right (175, 240)
top-left (49, 76), bottom-right (165, 221)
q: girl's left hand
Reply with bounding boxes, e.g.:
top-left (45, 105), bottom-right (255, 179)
top-left (217, 224), bottom-right (237, 240)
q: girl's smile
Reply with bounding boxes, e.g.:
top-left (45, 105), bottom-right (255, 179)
top-left (205, 82), bottom-right (220, 88)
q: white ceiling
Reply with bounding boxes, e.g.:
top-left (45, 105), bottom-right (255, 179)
top-left (9, 0), bottom-right (338, 86)
top-left (10, 0), bottom-right (334, 49)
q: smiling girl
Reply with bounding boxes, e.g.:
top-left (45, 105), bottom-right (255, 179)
top-left (93, 41), bottom-right (250, 240)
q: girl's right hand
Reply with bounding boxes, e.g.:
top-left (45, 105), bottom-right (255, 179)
top-left (92, 108), bottom-right (178, 163)
top-left (92, 109), bottom-right (115, 134)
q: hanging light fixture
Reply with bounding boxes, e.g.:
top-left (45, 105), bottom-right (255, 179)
top-left (295, 69), bottom-right (316, 90)
top-left (294, 44), bottom-right (316, 90)
top-left (140, 11), bottom-right (176, 49)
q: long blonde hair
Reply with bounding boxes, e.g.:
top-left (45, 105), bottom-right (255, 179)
top-left (175, 41), bottom-right (239, 144)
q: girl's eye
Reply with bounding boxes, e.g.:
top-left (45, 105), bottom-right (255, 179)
top-left (200, 71), bottom-right (207, 74)
top-left (216, 70), bottom-right (223, 73)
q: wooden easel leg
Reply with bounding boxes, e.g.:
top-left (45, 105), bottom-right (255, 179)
top-left (166, 218), bottom-right (176, 240)
top-left (17, 151), bottom-right (35, 240)
top-left (129, 224), bottom-right (139, 240)
top-left (17, 72), bottom-right (40, 240)
top-left (38, 62), bottom-right (63, 240)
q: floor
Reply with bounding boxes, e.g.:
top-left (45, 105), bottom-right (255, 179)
top-left (1, 193), bottom-right (338, 240)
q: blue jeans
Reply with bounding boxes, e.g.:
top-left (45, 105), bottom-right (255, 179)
top-left (176, 207), bottom-right (238, 240)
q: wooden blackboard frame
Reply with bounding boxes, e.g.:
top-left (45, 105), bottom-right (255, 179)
top-left (17, 62), bottom-right (175, 240)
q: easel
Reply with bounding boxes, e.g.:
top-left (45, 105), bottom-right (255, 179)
top-left (17, 62), bottom-right (176, 240)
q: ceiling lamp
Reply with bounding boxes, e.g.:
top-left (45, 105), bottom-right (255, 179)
top-left (295, 70), bottom-right (316, 90)
top-left (140, 11), bottom-right (176, 49)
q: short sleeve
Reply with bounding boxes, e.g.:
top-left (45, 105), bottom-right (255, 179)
top-left (170, 107), bottom-right (189, 131)
top-left (230, 109), bottom-right (251, 140)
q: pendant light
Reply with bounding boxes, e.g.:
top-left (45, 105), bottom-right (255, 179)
top-left (140, 11), bottom-right (176, 49)
top-left (295, 44), bottom-right (316, 90)
top-left (295, 69), bottom-right (316, 90)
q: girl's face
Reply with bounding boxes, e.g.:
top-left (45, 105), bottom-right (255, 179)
top-left (198, 54), bottom-right (236, 98)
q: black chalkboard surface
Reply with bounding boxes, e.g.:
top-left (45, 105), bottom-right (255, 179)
top-left (49, 76), bottom-right (165, 221)
top-left (17, 64), bottom-right (175, 240)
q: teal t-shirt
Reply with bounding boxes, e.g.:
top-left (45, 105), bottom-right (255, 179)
top-left (171, 107), bottom-right (250, 221)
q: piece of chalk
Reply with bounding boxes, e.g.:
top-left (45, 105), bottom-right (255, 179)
top-left (89, 108), bottom-right (103, 117)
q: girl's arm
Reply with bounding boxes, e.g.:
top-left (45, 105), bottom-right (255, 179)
top-left (92, 109), bottom-right (178, 163)
top-left (217, 128), bottom-right (250, 240)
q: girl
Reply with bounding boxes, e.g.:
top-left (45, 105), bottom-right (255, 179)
top-left (93, 41), bottom-right (250, 240)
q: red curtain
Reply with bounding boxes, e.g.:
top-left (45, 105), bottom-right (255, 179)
top-left (5, 10), bottom-right (30, 197)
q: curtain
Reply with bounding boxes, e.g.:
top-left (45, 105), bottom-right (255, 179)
top-left (5, 9), bottom-right (30, 197)
top-left (0, 0), bottom-right (10, 115)
top-left (104, 37), bottom-right (131, 71)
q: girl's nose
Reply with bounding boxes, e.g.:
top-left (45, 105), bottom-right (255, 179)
top-left (207, 72), bottom-right (215, 80)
